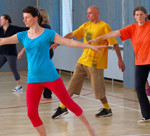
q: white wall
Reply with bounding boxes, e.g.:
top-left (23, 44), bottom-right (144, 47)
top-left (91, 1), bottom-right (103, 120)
top-left (53, 0), bottom-right (150, 83)
top-left (148, 75), bottom-right (150, 83)
top-left (53, 46), bottom-right (124, 81)
top-left (52, 46), bottom-right (82, 71)
top-left (104, 46), bottom-right (123, 81)
top-left (62, 0), bottom-right (72, 36)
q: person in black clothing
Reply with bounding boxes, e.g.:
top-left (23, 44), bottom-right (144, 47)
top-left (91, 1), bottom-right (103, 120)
top-left (40, 8), bottom-right (54, 100)
top-left (18, 8), bottom-right (53, 100)
top-left (0, 14), bottom-right (27, 91)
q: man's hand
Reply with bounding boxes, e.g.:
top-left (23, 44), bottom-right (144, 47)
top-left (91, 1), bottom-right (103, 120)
top-left (118, 60), bottom-right (125, 72)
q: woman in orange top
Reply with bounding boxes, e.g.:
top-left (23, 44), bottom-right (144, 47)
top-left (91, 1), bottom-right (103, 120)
top-left (89, 6), bottom-right (150, 123)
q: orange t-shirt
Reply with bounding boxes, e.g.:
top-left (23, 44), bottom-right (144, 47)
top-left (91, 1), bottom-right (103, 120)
top-left (120, 20), bottom-right (150, 65)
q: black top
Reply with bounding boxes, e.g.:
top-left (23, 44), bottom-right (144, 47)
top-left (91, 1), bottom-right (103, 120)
top-left (41, 24), bottom-right (51, 29)
top-left (0, 25), bottom-right (27, 56)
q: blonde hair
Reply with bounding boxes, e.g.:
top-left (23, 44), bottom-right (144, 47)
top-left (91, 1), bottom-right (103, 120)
top-left (39, 8), bottom-right (50, 25)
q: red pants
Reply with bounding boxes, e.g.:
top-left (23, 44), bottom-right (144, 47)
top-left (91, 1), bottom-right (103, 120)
top-left (26, 78), bottom-right (83, 127)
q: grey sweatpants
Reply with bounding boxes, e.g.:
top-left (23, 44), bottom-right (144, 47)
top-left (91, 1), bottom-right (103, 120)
top-left (0, 55), bottom-right (20, 81)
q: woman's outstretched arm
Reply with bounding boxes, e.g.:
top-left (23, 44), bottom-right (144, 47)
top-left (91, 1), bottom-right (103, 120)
top-left (88, 30), bottom-right (121, 43)
top-left (0, 34), bottom-right (19, 45)
top-left (53, 33), bottom-right (107, 53)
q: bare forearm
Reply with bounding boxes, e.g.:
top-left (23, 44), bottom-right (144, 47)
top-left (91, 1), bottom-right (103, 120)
top-left (54, 33), bottom-right (89, 48)
top-left (114, 44), bottom-right (125, 72)
top-left (114, 44), bottom-right (123, 61)
top-left (89, 30), bottom-right (121, 43)
top-left (58, 37), bottom-right (90, 49)
top-left (20, 48), bottom-right (25, 54)
top-left (68, 39), bottom-right (92, 49)
top-left (54, 33), bottom-right (107, 53)
top-left (100, 30), bottom-right (120, 40)
top-left (54, 32), bottom-right (75, 46)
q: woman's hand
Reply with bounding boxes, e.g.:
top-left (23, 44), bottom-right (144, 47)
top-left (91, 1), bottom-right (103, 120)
top-left (18, 51), bottom-right (23, 59)
top-left (17, 48), bottom-right (25, 59)
top-left (88, 38), bottom-right (99, 43)
top-left (91, 45), bottom-right (108, 53)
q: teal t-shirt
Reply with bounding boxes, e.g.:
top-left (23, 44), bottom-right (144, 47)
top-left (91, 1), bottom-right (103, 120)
top-left (17, 29), bottom-right (60, 83)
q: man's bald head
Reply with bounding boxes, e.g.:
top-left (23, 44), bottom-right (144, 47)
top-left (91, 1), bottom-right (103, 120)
top-left (88, 5), bottom-right (100, 14)
top-left (87, 5), bottom-right (100, 23)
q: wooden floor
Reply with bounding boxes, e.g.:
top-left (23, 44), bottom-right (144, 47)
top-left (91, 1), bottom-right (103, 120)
top-left (0, 71), bottom-right (150, 136)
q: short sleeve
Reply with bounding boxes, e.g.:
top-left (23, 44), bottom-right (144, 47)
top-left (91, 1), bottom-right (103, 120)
top-left (17, 31), bottom-right (25, 44)
top-left (119, 25), bottom-right (132, 41)
top-left (104, 24), bottom-right (118, 45)
top-left (73, 23), bottom-right (87, 40)
top-left (48, 30), bottom-right (56, 42)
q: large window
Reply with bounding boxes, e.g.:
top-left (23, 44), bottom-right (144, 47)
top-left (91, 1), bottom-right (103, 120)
top-left (62, 0), bottom-right (72, 36)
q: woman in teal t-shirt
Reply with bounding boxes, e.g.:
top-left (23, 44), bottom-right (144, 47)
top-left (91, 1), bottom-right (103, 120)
top-left (0, 6), bottom-right (106, 136)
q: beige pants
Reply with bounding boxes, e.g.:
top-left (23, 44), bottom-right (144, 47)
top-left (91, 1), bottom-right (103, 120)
top-left (68, 63), bottom-right (106, 99)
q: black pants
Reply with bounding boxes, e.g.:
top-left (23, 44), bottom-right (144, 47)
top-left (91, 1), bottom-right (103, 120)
top-left (0, 55), bottom-right (20, 81)
top-left (43, 87), bottom-right (52, 98)
top-left (135, 65), bottom-right (150, 118)
top-left (42, 49), bottom-right (54, 98)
